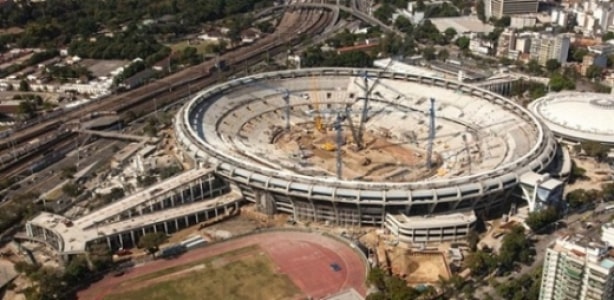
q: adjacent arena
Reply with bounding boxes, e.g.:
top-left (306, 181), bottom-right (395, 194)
top-left (528, 91), bottom-right (614, 145)
top-left (175, 68), bottom-right (558, 243)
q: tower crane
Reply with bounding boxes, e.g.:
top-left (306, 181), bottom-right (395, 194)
top-left (356, 71), bottom-right (373, 149)
top-left (426, 97), bottom-right (436, 169)
top-left (248, 81), bottom-right (305, 130)
top-left (310, 76), bottom-right (326, 133)
top-left (334, 113), bottom-right (344, 179)
top-left (462, 134), bottom-right (472, 175)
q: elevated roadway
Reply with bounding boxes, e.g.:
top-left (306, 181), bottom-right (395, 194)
top-left (266, 1), bottom-right (402, 35)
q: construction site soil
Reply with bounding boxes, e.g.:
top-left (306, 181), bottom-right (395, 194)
top-left (274, 123), bottom-right (440, 181)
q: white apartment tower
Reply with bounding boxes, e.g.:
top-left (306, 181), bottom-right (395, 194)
top-left (484, 0), bottom-right (539, 19)
top-left (540, 237), bottom-right (614, 300)
top-left (530, 34), bottom-right (570, 66)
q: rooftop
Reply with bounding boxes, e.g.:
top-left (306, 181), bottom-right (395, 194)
top-left (394, 209), bottom-right (476, 227)
top-left (550, 235), bottom-right (613, 267)
top-left (430, 16), bottom-right (494, 34)
top-left (529, 91), bottom-right (614, 144)
top-left (74, 167), bottom-right (213, 229)
top-left (30, 191), bottom-right (242, 254)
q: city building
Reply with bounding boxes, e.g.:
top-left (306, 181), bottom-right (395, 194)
top-left (581, 53), bottom-right (608, 76)
top-left (571, 1), bottom-right (614, 36)
top-left (484, 0), bottom-right (538, 19)
top-left (510, 15), bottom-right (537, 29)
top-left (497, 28), bottom-right (517, 59)
top-left (602, 221), bottom-right (614, 247)
top-left (588, 42), bottom-right (614, 56)
top-left (518, 172), bottom-right (564, 213)
top-left (515, 32), bottom-right (533, 54)
top-left (551, 9), bottom-right (570, 28)
top-left (540, 236), bottom-right (614, 300)
top-left (530, 34), bottom-right (570, 66)
top-left (469, 34), bottom-right (493, 55)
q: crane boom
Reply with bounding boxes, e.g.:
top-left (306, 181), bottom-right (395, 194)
top-left (426, 98), bottom-right (436, 169)
top-left (357, 73), bottom-right (371, 149)
top-left (311, 76), bottom-right (325, 133)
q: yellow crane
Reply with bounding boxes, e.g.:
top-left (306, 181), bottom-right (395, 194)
top-left (311, 76), bottom-right (326, 133)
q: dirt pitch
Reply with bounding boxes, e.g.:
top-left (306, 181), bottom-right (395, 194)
top-left (78, 231), bottom-right (367, 300)
top-left (404, 252), bottom-right (450, 284)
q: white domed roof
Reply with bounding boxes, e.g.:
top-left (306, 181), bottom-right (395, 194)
top-left (529, 91), bottom-right (614, 144)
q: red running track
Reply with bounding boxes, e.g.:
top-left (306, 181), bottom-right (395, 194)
top-left (78, 231), bottom-right (367, 300)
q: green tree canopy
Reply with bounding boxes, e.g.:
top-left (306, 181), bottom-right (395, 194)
top-left (456, 36), bottom-right (470, 50)
top-left (549, 73), bottom-right (575, 91)
top-left (525, 207), bottom-right (559, 232)
top-left (586, 64), bottom-right (603, 79)
top-left (545, 59), bottom-right (561, 72)
top-left (581, 141), bottom-right (610, 161)
top-left (498, 225), bottom-right (534, 271)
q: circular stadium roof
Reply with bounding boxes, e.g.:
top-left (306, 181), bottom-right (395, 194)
top-left (176, 68), bottom-right (557, 192)
top-left (529, 92), bottom-right (614, 144)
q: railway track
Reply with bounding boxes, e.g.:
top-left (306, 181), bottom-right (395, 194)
top-left (120, 8), bottom-right (333, 116)
top-left (0, 8), bottom-right (334, 182)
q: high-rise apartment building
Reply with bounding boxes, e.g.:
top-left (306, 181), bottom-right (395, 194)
top-left (484, 0), bottom-right (539, 19)
top-left (530, 34), bottom-right (570, 66)
top-left (540, 236), bottom-right (614, 300)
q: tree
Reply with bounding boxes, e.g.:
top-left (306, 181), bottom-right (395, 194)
top-left (422, 46), bottom-right (436, 60)
top-left (526, 59), bottom-right (542, 75)
top-left (549, 73), bottom-right (575, 91)
top-left (138, 232), bottom-right (167, 254)
top-left (394, 16), bottom-right (413, 33)
top-left (17, 100), bottom-right (36, 118)
top-left (443, 27), bottom-right (457, 43)
top-left (566, 189), bottom-right (601, 209)
top-left (525, 207), bottom-right (560, 232)
top-left (586, 64), bottom-right (603, 79)
top-left (456, 36), bottom-right (470, 50)
top-left (416, 0), bottom-right (426, 11)
top-left (498, 225), bottom-right (533, 271)
top-left (569, 161), bottom-right (587, 183)
top-left (366, 266), bottom-right (424, 299)
top-left (581, 141), bottom-right (610, 161)
top-left (62, 182), bottom-right (81, 197)
top-left (373, 4), bottom-right (395, 25)
top-left (64, 255), bottom-right (90, 285)
top-left (438, 49), bottom-right (450, 61)
top-left (19, 80), bottom-right (30, 92)
top-left (545, 59), bottom-right (561, 72)
top-left (466, 250), bottom-right (497, 276)
top-left (570, 47), bottom-right (588, 62)
top-left (367, 267), bottom-right (387, 290)
top-left (603, 183), bottom-right (614, 201)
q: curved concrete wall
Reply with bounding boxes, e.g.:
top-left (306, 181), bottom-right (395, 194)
top-left (175, 68), bottom-right (558, 225)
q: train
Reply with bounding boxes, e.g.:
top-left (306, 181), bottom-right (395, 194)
top-left (28, 151), bottom-right (66, 173)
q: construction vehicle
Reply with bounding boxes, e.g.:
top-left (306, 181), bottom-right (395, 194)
top-left (321, 142), bottom-right (336, 151)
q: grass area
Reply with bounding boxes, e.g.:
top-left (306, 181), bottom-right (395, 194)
top-left (105, 246), bottom-right (300, 300)
top-left (167, 40), bottom-right (215, 54)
